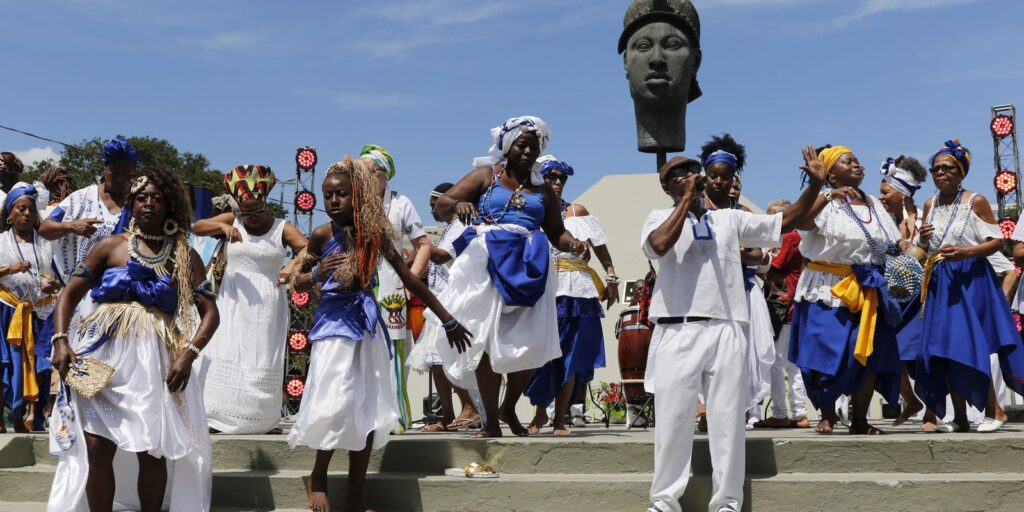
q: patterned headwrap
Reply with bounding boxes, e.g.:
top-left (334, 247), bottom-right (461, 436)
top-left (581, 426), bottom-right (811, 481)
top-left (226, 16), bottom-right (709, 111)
top-left (3, 182), bottom-right (38, 214)
top-left (537, 155), bottom-right (575, 177)
top-left (0, 152), bottom-right (24, 175)
top-left (360, 144), bottom-right (395, 181)
top-left (223, 165), bottom-right (277, 202)
top-left (703, 150), bottom-right (738, 173)
top-left (101, 137), bottom-right (139, 165)
top-left (930, 139), bottom-right (971, 176)
top-left (819, 145), bottom-right (853, 173)
top-left (880, 157), bottom-right (922, 198)
top-left (473, 116), bottom-right (551, 186)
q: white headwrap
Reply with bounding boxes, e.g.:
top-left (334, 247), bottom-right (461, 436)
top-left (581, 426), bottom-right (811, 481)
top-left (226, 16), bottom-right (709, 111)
top-left (3, 181), bottom-right (50, 214)
top-left (880, 158), bottom-right (922, 198)
top-left (473, 116), bottom-right (551, 186)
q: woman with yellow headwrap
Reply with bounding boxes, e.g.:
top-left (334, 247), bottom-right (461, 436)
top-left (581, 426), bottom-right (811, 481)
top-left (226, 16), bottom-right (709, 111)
top-left (786, 145), bottom-right (902, 435)
top-left (192, 165), bottom-right (309, 434)
top-left (914, 140), bottom-right (1024, 433)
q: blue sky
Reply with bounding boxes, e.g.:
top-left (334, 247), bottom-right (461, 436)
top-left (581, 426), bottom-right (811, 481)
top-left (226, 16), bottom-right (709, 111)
top-left (3, 0), bottom-right (1023, 224)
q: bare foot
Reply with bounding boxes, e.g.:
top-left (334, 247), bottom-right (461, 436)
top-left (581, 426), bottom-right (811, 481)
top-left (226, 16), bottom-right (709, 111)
top-left (849, 422), bottom-right (885, 435)
top-left (697, 413), bottom-right (708, 433)
top-left (553, 427), bottom-right (572, 437)
top-left (527, 410), bottom-right (548, 435)
top-left (307, 473), bottom-right (330, 512)
top-left (471, 425), bottom-right (502, 438)
top-left (815, 418), bottom-right (834, 434)
top-left (791, 417), bottom-right (810, 428)
top-left (921, 421), bottom-right (938, 431)
top-left (891, 400), bottom-right (923, 427)
top-left (500, 403), bottom-right (529, 437)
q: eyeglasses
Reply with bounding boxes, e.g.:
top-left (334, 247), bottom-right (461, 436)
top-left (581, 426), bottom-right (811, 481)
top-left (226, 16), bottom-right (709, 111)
top-left (543, 173), bottom-right (567, 184)
top-left (929, 164), bottom-right (960, 176)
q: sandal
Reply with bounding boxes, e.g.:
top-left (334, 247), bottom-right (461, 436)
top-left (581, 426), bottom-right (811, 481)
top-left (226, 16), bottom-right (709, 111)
top-left (753, 417), bottom-right (793, 429)
top-left (420, 422), bottom-right (449, 433)
top-left (448, 416), bottom-right (482, 431)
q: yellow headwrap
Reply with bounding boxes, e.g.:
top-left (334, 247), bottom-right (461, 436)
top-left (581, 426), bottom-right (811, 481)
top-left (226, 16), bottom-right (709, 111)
top-left (819, 145), bottom-right (853, 173)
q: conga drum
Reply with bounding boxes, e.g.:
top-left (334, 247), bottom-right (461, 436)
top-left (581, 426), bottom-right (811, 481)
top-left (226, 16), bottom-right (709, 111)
top-left (617, 306), bottom-right (653, 404)
top-left (407, 294), bottom-right (426, 341)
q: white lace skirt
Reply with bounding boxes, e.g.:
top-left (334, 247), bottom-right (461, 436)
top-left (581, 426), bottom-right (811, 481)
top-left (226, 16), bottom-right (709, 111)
top-left (434, 227), bottom-right (561, 382)
top-left (287, 328), bottom-right (397, 452)
top-left (47, 318), bottom-right (212, 511)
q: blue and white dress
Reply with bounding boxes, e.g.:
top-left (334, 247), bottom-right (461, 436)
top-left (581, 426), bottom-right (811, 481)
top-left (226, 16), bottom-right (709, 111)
top-left (287, 225), bottom-right (398, 452)
top-left (524, 207), bottom-right (607, 408)
top-left (435, 176), bottom-right (560, 383)
top-left (914, 193), bottom-right (1024, 418)
top-left (47, 259), bottom-right (212, 512)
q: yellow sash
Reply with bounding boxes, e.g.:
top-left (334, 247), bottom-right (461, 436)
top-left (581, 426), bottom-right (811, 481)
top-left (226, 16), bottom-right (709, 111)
top-left (0, 283), bottom-right (56, 403)
top-left (805, 261), bottom-right (877, 366)
top-left (919, 252), bottom-right (945, 318)
top-left (554, 258), bottom-right (606, 298)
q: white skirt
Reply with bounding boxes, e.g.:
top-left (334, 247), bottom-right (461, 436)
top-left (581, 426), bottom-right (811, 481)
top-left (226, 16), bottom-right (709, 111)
top-left (48, 317), bottom-right (212, 511)
top-left (287, 328), bottom-right (398, 452)
top-left (434, 225), bottom-right (560, 381)
top-left (745, 282), bottom-right (776, 410)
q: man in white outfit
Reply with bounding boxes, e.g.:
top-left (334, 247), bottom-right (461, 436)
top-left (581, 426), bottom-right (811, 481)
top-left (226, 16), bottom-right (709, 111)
top-left (642, 153), bottom-right (824, 512)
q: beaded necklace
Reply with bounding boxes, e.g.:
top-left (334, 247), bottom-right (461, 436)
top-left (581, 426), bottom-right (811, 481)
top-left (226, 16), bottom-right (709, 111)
top-left (836, 192), bottom-right (896, 265)
top-left (11, 230), bottom-right (43, 283)
top-left (927, 190), bottom-right (972, 250)
top-left (479, 168), bottom-right (527, 224)
top-left (427, 222), bottom-right (454, 290)
top-left (128, 231), bottom-right (173, 277)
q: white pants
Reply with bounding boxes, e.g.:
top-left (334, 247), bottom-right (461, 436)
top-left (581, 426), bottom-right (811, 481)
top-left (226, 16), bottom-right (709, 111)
top-left (768, 323), bottom-right (807, 420)
top-left (647, 320), bottom-right (747, 512)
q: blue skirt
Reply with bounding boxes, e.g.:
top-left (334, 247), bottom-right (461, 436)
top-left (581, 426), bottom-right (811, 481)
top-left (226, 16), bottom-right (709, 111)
top-left (524, 296), bottom-right (606, 408)
top-left (0, 303), bottom-right (52, 413)
top-left (915, 257), bottom-right (1024, 418)
top-left (789, 300), bottom-right (901, 412)
top-left (895, 296), bottom-right (923, 362)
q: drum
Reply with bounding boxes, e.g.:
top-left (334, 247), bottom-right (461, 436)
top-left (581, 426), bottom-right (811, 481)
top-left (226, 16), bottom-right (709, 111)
top-left (407, 295), bottom-right (426, 341)
top-left (616, 306), bottom-right (653, 404)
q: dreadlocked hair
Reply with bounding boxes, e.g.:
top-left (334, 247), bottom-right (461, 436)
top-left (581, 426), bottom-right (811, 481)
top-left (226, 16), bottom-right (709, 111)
top-left (37, 165), bottom-right (77, 203)
top-left (127, 165), bottom-right (197, 354)
top-left (325, 156), bottom-right (395, 290)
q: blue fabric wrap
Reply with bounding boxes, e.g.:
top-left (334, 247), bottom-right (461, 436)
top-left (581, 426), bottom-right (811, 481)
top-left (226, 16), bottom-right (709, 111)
top-left (0, 303), bottom-right (48, 412)
top-left (703, 151), bottom-right (738, 172)
top-left (3, 184), bottom-right (37, 213)
top-left (914, 257), bottom-right (1024, 418)
top-left (459, 227), bottom-right (550, 307)
top-left (540, 159), bottom-right (574, 177)
top-left (90, 259), bottom-right (177, 314)
top-left (477, 182), bottom-right (545, 230)
top-left (894, 294), bottom-right (924, 362)
top-left (851, 263), bottom-right (901, 326)
top-left (743, 267), bottom-right (756, 291)
top-left (47, 206), bottom-right (66, 222)
top-left (307, 225), bottom-right (392, 353)
top-left (101, 138), bottom-right (138, 165)
top-left (524, 296), bottom-right (606, 408)
top-left (788, 300), bottom-right (901, 411)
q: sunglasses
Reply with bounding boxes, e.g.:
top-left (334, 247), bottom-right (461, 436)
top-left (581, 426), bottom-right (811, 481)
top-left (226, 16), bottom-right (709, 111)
top-left (929, 163), bottom-right (961, 176)
top-left (544, 173), bottom-right (567, 184)
top-left (239, 207), bottom-right (267, 218)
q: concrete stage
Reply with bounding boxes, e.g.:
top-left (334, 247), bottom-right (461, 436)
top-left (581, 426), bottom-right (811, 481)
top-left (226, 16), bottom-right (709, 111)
top-left (2, 423), bottom-right (1023, 511)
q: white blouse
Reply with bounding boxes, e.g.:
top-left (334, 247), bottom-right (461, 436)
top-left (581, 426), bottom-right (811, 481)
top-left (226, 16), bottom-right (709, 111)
top-left (553, 214), bottom-right (609, 299)
top-left (923, 193), bottom-right (1001, 253)
top-left (794, 195), bottom-right (900, 307)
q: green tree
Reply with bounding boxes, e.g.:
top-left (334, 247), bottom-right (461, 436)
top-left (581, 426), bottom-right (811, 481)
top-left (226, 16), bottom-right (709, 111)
top-left (51, 135), bottom-right (223, 190)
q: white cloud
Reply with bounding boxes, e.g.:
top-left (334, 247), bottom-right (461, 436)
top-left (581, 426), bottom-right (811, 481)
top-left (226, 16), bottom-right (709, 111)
top-left (185, 31), bottom-right (259, 52)
top-left (13, 147), bottom-right (61, 167)
top-left (837, 0), bottom-right (983, 26)
top-left (355, 0), bottom-right (515, 26)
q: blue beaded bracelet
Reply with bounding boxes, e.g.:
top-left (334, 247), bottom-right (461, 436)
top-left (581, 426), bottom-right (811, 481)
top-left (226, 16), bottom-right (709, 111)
top-left (443, 318), bottom-right (459, 331)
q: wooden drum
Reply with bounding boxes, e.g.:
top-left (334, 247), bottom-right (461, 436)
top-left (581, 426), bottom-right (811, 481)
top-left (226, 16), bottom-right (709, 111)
top-left (616, 306), bottom-right (653, 404)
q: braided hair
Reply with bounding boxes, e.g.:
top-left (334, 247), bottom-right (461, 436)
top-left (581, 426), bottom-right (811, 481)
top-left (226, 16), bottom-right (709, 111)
top-left (324, 156), bottom-right (395, 290)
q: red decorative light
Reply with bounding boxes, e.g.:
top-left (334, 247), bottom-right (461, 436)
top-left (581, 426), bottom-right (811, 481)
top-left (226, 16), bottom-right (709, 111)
top-left (295, 190), bottom-right (317, 213)
top-left (288, 330), bottom-right (309, 351)
top-left (995, 170), bottom-right (1018, 195)
top-left (286, 376), bottom-right (305, 398)
top-left (992, 115), bottom-right (1015, 139)
top-left (291, 290), bottom-right (310, 307)
top-left (1015, 313), bottom-right (1022, 333)
top-left (296, 147), bottom-right (318, 170)
top-left (999, 218), bottom-right (1017, 239)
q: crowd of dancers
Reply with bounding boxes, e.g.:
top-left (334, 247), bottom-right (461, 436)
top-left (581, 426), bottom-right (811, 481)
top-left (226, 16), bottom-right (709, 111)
top-left (1, 117), bottom-right (1024, 512)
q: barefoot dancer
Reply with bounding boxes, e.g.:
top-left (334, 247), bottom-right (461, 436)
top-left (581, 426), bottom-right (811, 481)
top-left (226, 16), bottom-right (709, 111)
top-left (643, 154), bottom-right (823, 512)
top-left (524, 156), bottom-right (619, 436)
top-left (287, 157), bottom-right (471, 512)
top-left (435, 116), bottom-right (586, 438)
top-left (914, 139), bottom-right (1024, 433)
top-left (787, 145), bottom-right (903, 435)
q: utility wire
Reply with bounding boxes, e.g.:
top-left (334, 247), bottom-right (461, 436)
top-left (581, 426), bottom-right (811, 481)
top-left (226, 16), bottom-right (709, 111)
top-left (0, 123), bottom-right (87, 152)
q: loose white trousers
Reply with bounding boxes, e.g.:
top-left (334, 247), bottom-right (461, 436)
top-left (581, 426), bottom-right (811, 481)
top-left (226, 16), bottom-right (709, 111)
top-left (768, 323), bottom-right (808, 420)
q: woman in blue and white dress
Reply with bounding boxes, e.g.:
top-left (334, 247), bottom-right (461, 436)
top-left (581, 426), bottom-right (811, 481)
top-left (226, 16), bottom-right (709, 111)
top-left (915, 139), bottom-right (1024, 433)
top-left (524, 156), bottom-right (619, 436)
top-left (435, 116), bottom-right (587, 438)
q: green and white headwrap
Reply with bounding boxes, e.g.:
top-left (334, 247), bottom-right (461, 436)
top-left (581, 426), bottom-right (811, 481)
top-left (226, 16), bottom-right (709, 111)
top-left (360, 144), bottom-right (395, 181)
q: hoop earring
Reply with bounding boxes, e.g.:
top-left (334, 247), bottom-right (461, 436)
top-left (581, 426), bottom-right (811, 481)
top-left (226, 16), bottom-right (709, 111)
top-left (163, 219), bottom-right (179, 236)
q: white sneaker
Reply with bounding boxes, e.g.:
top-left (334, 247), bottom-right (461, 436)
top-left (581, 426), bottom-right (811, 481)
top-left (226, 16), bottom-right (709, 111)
top-left (977, 418), bottom-right (1005, 433)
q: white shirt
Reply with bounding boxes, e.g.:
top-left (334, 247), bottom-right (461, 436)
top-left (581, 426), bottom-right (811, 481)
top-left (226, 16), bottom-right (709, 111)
top-left (554, 214), bottom-right (609, 299)
top-left (641, 208), bottom-right (782, 324)
top-left (49, 184), bottom-right (122, 281)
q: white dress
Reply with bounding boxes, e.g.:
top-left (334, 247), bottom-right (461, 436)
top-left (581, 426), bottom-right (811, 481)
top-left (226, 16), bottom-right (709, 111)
top-left (196, 218), bottom-right (288, 434)
top-left (408, 220), bottom-right (466, 374)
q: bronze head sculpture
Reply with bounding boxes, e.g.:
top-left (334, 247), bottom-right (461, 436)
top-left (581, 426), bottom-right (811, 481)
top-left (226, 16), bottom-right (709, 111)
top-left (619, 0), bottom-right (702, 154)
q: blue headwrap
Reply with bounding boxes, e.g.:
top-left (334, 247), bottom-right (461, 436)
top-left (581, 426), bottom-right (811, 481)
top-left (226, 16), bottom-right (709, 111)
top-left (3, 183), bottom-right (38, 214)
top-left (703, 150), bottom-right (738, 172)
top-left (102, 137), bottom-right (139, 165)
top-left (537, 155), bottom-right (574, 177)
top-left (930, 139), bottom-right (971, 176)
